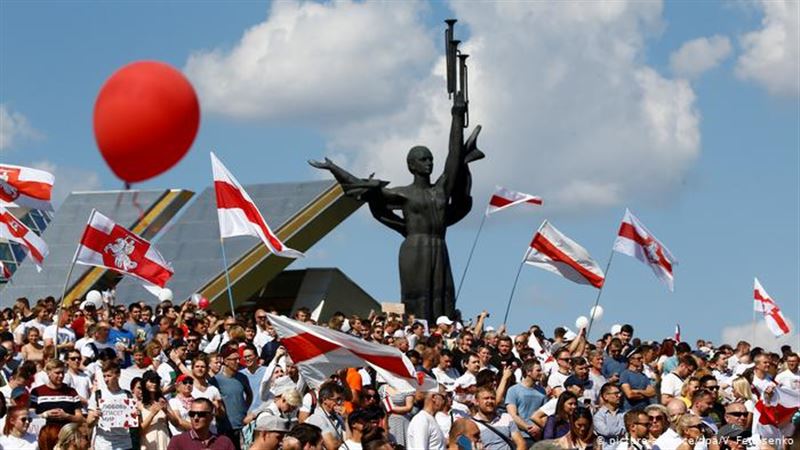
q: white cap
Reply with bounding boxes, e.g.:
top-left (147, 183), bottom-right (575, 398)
top-left (610, 324), bottom-right (622, 335)
top-left (254, 415), bottom-right (290, 432)
top-left (393, 330), bottom-right (405, 338)
top-left (485, 326), bottom-right (496, 332)
top-left (436, 316), bottom-right (454, 326)
top-left (269, 375), bottom-right (296, 397)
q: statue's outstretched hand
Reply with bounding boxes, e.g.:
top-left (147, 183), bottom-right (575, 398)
top-left (308, 158), bottom-right (333, 170)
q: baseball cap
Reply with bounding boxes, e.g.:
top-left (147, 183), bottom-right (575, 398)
top-left (436, 316), bottom-right (454, 326)
top-left (176, 374), bottom-right (193, 384)
top-left (254, 415), bottom-right (290, 433)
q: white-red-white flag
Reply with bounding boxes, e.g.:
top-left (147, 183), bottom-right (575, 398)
top-left (524, 220), bottom-right (605, 288)
top-left (0, 164), bottom-right (54, 211)
top-left (0, 261), bottom-right (11, 279)
top-left (674, 324), bottom-right (681, 342)
top-left (211, 153), bottom-right (303, 259)
top-left (268, 314), bottom-right (436, 392)
top-left (613, 209), bottom-right (677, 291)
top-left (0, 207), bottom-right (48, 271)
top-left (486, 186), bottom-right (542, 216)
top-left (75, 210), bottom-right (173, 287)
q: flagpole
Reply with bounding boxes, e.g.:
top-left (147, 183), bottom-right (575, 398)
top-left (586, 250), bottom-right (616, 338)
top-left (455, 211), bottom-right (488, 301)
top-left (502, 258), bottom-right (526, 326)
top-left (219, 236), bottom-right (236, 319)
top-left (54, 244), bottom-right (80, 360)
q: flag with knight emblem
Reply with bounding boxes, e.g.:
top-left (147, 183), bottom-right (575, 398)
top-left (75, 209), bottom-right (173, 287)
top-left (613, 209), bottom-right (677, 291)
top-left (0, 164), bottom-right (55, 211)
top-left (0, 206), bottom-right (49, 271)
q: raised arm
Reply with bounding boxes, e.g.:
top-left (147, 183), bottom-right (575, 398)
top-left (441, 93), bottom-right (467, 197)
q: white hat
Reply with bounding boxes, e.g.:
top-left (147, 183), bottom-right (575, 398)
top-left (436, 316), bottom-right (454, 326)
top-left (485, 326), bottom-right (496, 332)
top-left (610, 324), bottom-right (622, 335)
top-left (563, 327), bottom-right (578, 341)
top-left (393, 330), bottom-right (405, 338)
top-left (269, 375), bottom-right (296, 397)
top-left (254, 415), bottom-right (290, 432)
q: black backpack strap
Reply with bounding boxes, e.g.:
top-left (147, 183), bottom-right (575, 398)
top-left (474, 417), bottom-right (516, 449)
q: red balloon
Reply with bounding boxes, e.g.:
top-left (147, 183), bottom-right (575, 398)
top-left (198, 297), bottom-right (209, 309)
top-left (94, 61), bottom-right (200, 183)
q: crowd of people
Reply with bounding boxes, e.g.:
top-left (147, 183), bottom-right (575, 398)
top-left (0, 294), bottom-right (796, 450)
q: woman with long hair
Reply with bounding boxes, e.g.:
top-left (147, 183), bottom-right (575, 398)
top-left (678, 377), bottom-right (700, 408)
top-left (20, 327), bottom-right (45, 368)
top-left (544, 391), bottom-right (579, 440)
top-left (138, 370), bottom-right (171, 450)
top-left (556, 406), bottom-right (598, 450)
top-left (0, 406), bottom-right (37, 449)
top-left (52, 423), bottom-right (90, 450)
top-left (730, 377), bottom-right (755, 429)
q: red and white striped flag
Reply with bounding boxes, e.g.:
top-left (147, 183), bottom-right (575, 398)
top-left (674, 324), bottom-right (681, 342)
top-left (753, 278), bottom-right (790, 337)
top-left (268, 314), bottom-right (437, 392)
top-left (75, 210), bottom-right (173, 287)
top-left (486, 186), bottom-right (542, 215)
top-left (524, 220), bottom-right (605, 288)
top-left (0, 261), bottom-right (11, 279)
top-left (0, 207), bottom-right (48, 271)
top-left (0, 164), bottom-right (54, 211)
top-left (211, 153), bottom-right (302, 258)
top-left (613, 209), bottom-right (677, 291)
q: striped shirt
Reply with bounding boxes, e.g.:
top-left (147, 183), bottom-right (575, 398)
top-left (30, 384), bottom-right (81, 424)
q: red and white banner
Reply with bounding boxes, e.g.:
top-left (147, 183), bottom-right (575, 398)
top-left (75, 210), bottom-right (173, 287)
top-left (674, 324), bottom-right (681, 342)
top-left (0, 207), bottom-right (48, 271)
top-left (211, 153), bottom-right (302, 259)
top-left (755, 385), bottom-right (799, 428)
top-left (0, 164), bottom-right (54, 211)
top-left (753, 278), bottom-right (790, 337)
top-left (754, 278), bottom-right (779, 313)
top-left (613, 209), bottom-right (677, 291)
top-left (486, 186), bottom-right (542, 215)
top-left (0, 261), bottom-right (11, 279)
top-left (268, 314), bottom-right (436, 392)
top-left (524, 220), bottom-right (605, 288)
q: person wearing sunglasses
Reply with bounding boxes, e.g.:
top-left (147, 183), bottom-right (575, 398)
top-left (644, 404), bottom-right (669, 445)
top-left (167, 397), bottom-right (235, 450)
top-left (616, 410), bottom-right (651, 450)
top-left (0, 406), bottom-right (37, 449)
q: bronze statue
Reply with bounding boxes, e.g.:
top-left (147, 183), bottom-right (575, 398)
top-left (309, 20), bottom-right (483, 320)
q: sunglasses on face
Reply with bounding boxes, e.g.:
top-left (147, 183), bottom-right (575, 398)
top-left (649, 415), bottom-right (665, 421)
top-left (188, 411), bottom-right (211, 418)
top-left (726, 412), bottom-right (747, 417)
top-left (68, 356), bottom-right (81, 361)
top-left (181, 379), bottom-right (194, 385)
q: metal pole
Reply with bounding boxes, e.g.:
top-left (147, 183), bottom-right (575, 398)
top-left (502, 258), bottom-right (526, 326)
top-left (54, 246), bottom-right (79, 360)
top-left (219, 236), bottom-right (236, 319)
top-left (586, 250), bottom-right (616, 338)
top-left (455, 212), bottom-right (488, 301)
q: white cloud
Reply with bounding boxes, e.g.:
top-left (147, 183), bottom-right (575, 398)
top-left (187, 1), bottom-right (702, 213)
top-left (721, 319), bottom-right (798, 352)
top-left (0, 104), bottom-right (39, 151)
top-left (670, 35), bottom-right (732, 79)
top-left (185, 0), bottom-right (435, 123)
top-left (736, 0), bottom-right (800, 97)
top-left (31, 160), bottom-right (101, 207)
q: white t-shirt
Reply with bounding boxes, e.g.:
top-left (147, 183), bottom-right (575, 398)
top-left (31, 371), bottom-right (48, 389)
top-left (661, 372), bottom-right (684, 398)
top-left (64, 369), bottom-right (92, 403)
top-left (191, 385), bottom-right (220, 433)
top-left (407, 409), bottom-right (446, 450)
top-left (43, 324), bottom-right (76, 346)
top-left (339, 440), bottom-right (363, 450)
top-left (432, 367), bottom-right (460, 389)
top-left (0, 433), bottom-right (38, 450)
top-left (775, 369), bottom-right (800, 391)
top-left (547, 370), bottom-right (570, 391)
top-left (120, 366), bottom-right (150, 391)
top-left (436, 408), bottom-right (469, 438)
top-left (537, 397), bottom-right (557, 417)
top-left (204, 332), bottom-right (230, 354)
top-left (89, 388), bottom-right (134, 450)
top-left (168, 396), bottom-right (192, 436)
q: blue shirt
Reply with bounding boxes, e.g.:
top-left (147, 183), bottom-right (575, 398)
top-left (239, 366), bottom-right (267, 412)
top-left (504, 383), bottom-right (546, 426)
top-left (212, 371), bottom-right (252, 430)
top-left (108, 327), bottom-right (135, 367)
top-left (619, 369), bottom-right (652, 411)
top-left (602, 355), bottom-right (628, 378)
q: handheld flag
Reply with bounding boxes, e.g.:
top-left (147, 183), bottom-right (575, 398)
top-left (0, 164), bottom-right (54, 211)
top-left (613, 209), bottom-right (677, 291)
top-left (524, 220), bottom-right (605, 288)
top-left (211, 152), bottom-right (303, 258)
top-left (486, 186), bottom-right (542, 215)
top-left (75, 209), bottom-right (173, 287)
top-left (0, 207), bottom-right (48, 271)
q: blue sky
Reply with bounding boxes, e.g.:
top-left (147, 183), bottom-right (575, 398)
top-left (1, 1), bottom-right (798, 349)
